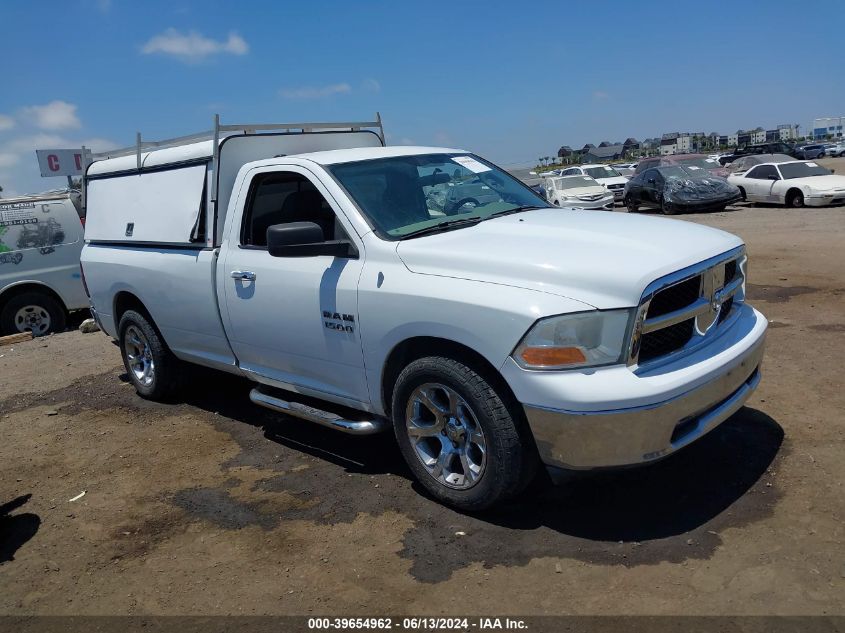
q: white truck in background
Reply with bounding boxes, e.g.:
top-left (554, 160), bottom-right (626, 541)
top-left (1, 190), bottom-right (88, 335)
top-left (80, 116), bottom-right (767, 510)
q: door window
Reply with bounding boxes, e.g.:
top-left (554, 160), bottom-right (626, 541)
top-left (241, 172), bottom-right (343, 247)
top-left (746, 165), bottom-right (778, 180)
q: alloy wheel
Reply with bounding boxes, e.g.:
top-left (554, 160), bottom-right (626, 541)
top-left (405, 383), bottom-right (487, 490)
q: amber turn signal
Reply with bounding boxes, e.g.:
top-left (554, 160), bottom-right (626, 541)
top-left (520, 346), bottom-right (587, 367)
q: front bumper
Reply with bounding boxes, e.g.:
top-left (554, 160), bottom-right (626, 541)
top-left (805, 192), bottom-right (845, 206)
top-left (512, 304), bottom-right (767, 470)
top-left (666, 193), bottom-right (742, 212)
top-left (562, 196), bottom-right (615, 210)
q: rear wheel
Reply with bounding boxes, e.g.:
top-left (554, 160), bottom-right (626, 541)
top-left (786, 190), bottom-right (805, 208)
top-left (0, 291), bottom-right (66, 336)
top-left (118, 309), bottom-right (180, 400)
top-left (392, 356), bottom-right (537, 511)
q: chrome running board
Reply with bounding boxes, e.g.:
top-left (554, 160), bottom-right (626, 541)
top-left (249, 388), bottom-right (390, 435)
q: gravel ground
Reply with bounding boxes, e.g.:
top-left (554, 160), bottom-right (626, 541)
top-left (0, 186), bottom-right (843, 617)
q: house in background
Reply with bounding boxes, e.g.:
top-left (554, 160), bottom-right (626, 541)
top-left (584, 144), bottom-right (625, 162)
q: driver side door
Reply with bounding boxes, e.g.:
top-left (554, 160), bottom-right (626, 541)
top-left (641, 169), bottom-right (664, 208)
top-left (218, 165), bottom-right (369, 406)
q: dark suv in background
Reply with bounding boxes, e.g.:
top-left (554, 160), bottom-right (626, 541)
top-left (793, 144), bottom-right (827, 160)
top-left (718, 142), bottom-right (798, 165)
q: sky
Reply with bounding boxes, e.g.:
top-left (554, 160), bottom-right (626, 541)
top-left (1, 0), bottom-right (844, 196)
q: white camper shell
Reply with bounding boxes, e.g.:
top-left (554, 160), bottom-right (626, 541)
top-left (84, 115), bottom-right (386, 246)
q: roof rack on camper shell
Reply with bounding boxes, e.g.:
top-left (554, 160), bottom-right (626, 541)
top-left (85, 112), bottom-right (385, 163)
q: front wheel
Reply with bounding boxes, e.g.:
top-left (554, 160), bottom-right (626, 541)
top-left (624, 195), bottom-right (639, 213)
top-left (660, 198), bottom-right (678, 215)
top-left (787, 190), bottom-right (805, 208)
top-left (118, 309), bottom-right (180, 400)
top-left (391, 356), bottom-right (537, 511)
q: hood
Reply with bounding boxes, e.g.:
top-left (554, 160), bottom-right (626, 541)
top-left (664, 175), bottom-right (739, 202)
top-left (557, 185), bottom-right (610, 198)
top-left (395, 209), bottom-right (742, 309)
top-left (789, 175), bottom-right (845, 191)
top-left (594, 176), bottom-right (628, 186)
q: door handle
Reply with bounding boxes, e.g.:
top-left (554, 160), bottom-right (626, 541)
top-left (230, 271), bottom-right (256, 281)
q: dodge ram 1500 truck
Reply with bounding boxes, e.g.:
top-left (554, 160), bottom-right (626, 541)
top-left (80, 116), bottom-right (767, 510)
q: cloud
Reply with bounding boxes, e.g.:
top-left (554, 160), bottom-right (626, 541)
top-left (141, 29), bottom-right (248, 62)
top-left (0, 153), bottom-right (19, 168)
top-left (592, 90), bottom-right (610, 101)
top-left (22, 101), bottom-right (81, 130)
top-left (279, 83), bottom-right (352, 100)
top-left (0, 114), bottom-right (14, 132)
top-left (362, 78), bottom-right (381, 93)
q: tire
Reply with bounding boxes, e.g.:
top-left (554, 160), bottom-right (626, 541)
top-left (118, 309), bottom-right (180, 400)
top-left (391, 356), bottom-right (538, 511)
top-left (624, 195), bottom-right (639, 213)
top-left (738, 186), bottom-right (747, 202)
top-left (786, 190), bottom-right (805, 208)
top-left (0, 291), bottom-right (66, 336)
top-left (660, 198), bottom-right (678, 215)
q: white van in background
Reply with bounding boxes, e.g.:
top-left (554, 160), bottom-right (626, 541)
top-left (0, 190), bottom-right (88, 335)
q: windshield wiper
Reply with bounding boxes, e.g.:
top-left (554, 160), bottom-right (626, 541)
top-left (401, 216), bottom-right (483, 239)
top-left (486, 205), bottom-right (545, 219)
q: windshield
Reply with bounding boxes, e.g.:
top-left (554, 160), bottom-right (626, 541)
top-left (778, 162), bottom-right (832, 179)
top-left (584, 166), bottom-right (621, 179)
top-left (657, 166), bottom-right (697, 179)
top-left (329, 153), bottom-right (548, 238)
top-left (676, 157), bottom-right (719, 171)
top-left (555, 176), bottom-right (598, 190)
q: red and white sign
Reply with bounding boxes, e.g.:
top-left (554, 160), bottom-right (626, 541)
top-left (36, 149), bottom-right (85, 177)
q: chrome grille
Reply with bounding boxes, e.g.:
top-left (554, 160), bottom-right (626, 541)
top-left (629, 247), bottom-right (746, 366)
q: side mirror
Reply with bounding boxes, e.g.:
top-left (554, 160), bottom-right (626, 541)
top-left (267, 222), bottom-right (358, 259)
top-left (647, 178), bottom-right (656, 184)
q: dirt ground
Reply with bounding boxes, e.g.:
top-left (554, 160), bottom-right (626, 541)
top-left (1, 191), bottom-right (843, 617)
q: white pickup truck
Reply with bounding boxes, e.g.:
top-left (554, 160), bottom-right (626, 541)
top-left (81, 116), bottom-right (767, 510)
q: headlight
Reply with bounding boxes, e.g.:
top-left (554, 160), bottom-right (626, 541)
top-left (513, 309), bottom-right (633, 370)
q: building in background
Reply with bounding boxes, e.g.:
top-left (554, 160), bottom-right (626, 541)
top-left (584, 144), bottom-right (625, 162)
top-left (810, 116), bottom-right (844, 140)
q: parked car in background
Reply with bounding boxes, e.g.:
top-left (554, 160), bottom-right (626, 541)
top-left (635, 154), bottom-right (729, 178)
top-left (823, 142), bottom-right (845, 157)
top-left (558, 164), bottom-right (628, 202)
top-left (793, 144), bottom-right (826, 160)
top-left (543, 175), bottom-right (614, 209)
top-left (624, 166), bottom-right (741, 214)
top-left (718, 142), bottom-right (798, 165)
top-left (726, 153), bottom-right (795, 175)
top-left (727, 160), bottom-right (845, 207)
top-left (0, 189), bottom-right (88, 335)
